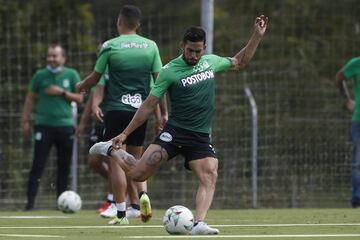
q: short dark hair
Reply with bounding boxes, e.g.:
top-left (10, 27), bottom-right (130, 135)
top-left (183, 26), bottom-right (206, 44)
top-left (49, 43), bottom-right (66, 57)
top-left (118, 5), bottom-right (141, 29)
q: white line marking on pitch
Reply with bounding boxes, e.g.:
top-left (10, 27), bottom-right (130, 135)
top-left (0, 223), bottom-right (360, 229)
top-left (0, 216), bottom-right (68, 219)
top-left (0, 234), bottom-right (64, 238)
top-left (123, 234), bottom-right (360, 239)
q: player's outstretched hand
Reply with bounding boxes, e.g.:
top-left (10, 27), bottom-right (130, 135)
top-left (254, 15), bottom-right (268, 36)
top-left (112, 133), bottom-right (127, 150)
top-left (75, 81), bottom-right (87, 94)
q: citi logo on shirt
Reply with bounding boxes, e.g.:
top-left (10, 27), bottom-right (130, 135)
top-left (121, 93), bottom-right (142, 108)
top-left (180, 70), bottom-right (214, 87)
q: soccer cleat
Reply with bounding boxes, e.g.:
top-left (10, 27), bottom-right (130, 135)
top-left (191, 221), bottom-right (219, 235)
top-left (126, 207), bottom-right (141, 219)
top-left (139, 193), bottom-right (152, 222)
top-left (96, 201), bottom-right (111, 213)
top-left (108, 216), bottom-right (129, 225)
top-left (89, 141), bottom-right (112, 156)
top-left (100, 203), bottom-right (117, 218)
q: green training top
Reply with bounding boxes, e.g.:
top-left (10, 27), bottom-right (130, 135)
top-left (151, 54), bottom-right (232, 134)
top-left (94, 34), bottom-right (162, 112)
top-left (341, 57), bottom-right (360, 121)
top-left (30, 67), bottom-right (81, 126)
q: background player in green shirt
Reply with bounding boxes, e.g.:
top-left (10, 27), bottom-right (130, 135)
top-left (22, 44), bottom-right (83, 210)
top-left (336, 58), bottom-right (360, 208)
top-left (77, 5), bottom-right (165, 224)
top-left (90, 15), bottom-right (268, 234)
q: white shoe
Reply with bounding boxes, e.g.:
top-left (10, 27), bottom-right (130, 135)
top-left (100, 203), bottom-right (117, 218)
top-left (126, 207), bottom-right (141, 219)
top-left (191, 221), bottom-right (219, 235)
top-left (89, 141), bottom-right (112, 156)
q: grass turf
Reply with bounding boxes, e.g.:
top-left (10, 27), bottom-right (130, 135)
top-left (0, 208), bottom-right (359, 239)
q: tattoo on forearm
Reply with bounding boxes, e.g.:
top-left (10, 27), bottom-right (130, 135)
top-left (146, 150), bottom-right (163, 166)
top-left (124, 155), bottom-right (136, 167)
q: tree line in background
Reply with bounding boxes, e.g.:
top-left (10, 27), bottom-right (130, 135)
top-left (1, 0), bottom-right (360, 208)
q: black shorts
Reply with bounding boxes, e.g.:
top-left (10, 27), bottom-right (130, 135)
top-left (103, 110), bottom-right (147, 146)
top-left (88, 122), bottom-right (105, 148)
top-left (153, 124), bottom-right (217, 170)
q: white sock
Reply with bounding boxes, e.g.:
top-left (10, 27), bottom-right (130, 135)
top-left (107, 193), bottom-right (113, 202)
top-left (116, 202), bottom-right (126, 212)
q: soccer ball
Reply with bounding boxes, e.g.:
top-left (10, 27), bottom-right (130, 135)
top-left (57, 190), bottom-right (82, 213)
top-left (163, 205), bottom-right (194, 235)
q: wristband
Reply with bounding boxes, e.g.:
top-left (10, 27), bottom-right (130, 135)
top-left (62, 91), bottom-right (67, 97)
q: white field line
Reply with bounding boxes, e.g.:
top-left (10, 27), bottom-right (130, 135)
top-left (0, 223), bottom-right (360, 229)
top-left (0, 233), bottom-right (64, 238)
top-left (0, 216), bottom-right (68, 219)
top-left (123, 234), bottom-right (360, 239)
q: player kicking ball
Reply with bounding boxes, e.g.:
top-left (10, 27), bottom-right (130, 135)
top-left (90, 15), bottom-right (268, 234)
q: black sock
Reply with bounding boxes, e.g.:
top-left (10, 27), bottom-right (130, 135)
top-left (194, 220), bottom-right (202, 227)
top-left (117, 210), bottom-right (126, 218)
top-left (138, 191), bottom-right (147, 199)
top-left (107, 146), bottom-right (113, 156)
top-left (130, 203), bottom-right (140, 210)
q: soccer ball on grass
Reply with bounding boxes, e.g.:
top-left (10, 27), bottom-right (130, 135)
top-left (163, 205), bottom-right (194, 235)
top-left (57, 190), bottom-right (82, 213)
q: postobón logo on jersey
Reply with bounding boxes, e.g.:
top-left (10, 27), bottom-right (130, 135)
top-left (180, 70), bottom-right (214, 87)
top-left (160, 132), bottom-right (173, 142)
top-left (121, 93), bottom-right (142, 109)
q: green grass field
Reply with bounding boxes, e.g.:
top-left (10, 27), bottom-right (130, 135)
top-left (0, 209), bottom-right (359, 239)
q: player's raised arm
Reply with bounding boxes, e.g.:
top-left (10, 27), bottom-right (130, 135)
top-left (230, 15), bottom-right (268, 70)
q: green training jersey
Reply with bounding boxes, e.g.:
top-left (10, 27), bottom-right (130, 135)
top-left (30, 67), bottom-right (81, 126)
top-left (151, 54), bottom-right (232, 134)
top-left (341, 57), bottom-right (360, 121)
top-left (94, 34), bottom-right (162, 112)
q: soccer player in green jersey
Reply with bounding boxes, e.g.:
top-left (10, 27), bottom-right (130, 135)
top-left (336, 58), bottom-right (360, 208)
top-left (22, 44), bottom-right (83, 211)
top-left (77, 5), bottom-right (165, 224)
top-left (90, 15), bottom-right (268, 234)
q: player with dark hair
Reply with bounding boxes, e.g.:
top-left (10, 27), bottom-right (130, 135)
top-left (22, 44), bottom-right (83, 210)
top-left (76, 5), bottom-right (165, 225)
top-left (90, 15), bottom-right (268, 234)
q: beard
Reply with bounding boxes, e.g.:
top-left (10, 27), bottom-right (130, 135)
top-left (182, 55), bottom-right (199, 66)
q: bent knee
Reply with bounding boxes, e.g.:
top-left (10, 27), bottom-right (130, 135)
top-left (129, 170), bottom-right (148, 182)
top-left (88, 155), bottom-right (102, 168)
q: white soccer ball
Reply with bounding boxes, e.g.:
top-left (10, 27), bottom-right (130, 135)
top-left (57, 190), bottom-right (82, 213)
top-left (163, 205), bottom-right (194, 235)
